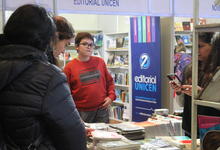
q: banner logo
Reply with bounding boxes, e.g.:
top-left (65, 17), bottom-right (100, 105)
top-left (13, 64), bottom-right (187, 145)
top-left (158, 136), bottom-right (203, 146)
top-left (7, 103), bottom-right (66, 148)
top-left (212, 0), bottom-right (220, 11)
top-left (139, 53), bottom-right (150, 69)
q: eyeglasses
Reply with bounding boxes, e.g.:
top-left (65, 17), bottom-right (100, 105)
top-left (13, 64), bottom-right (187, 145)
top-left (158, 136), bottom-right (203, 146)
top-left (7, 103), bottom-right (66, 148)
top-left (79, 42), bottom-right (95, 48)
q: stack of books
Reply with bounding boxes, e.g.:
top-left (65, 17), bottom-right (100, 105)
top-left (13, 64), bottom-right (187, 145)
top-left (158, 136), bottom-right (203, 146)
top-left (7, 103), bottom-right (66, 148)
top-left (109, 122), bottom-right (145, 140)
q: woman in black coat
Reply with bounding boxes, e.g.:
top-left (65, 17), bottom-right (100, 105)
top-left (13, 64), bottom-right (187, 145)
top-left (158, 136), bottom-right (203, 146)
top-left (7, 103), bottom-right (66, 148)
top-left (0, 4), bottom-right (86, 150)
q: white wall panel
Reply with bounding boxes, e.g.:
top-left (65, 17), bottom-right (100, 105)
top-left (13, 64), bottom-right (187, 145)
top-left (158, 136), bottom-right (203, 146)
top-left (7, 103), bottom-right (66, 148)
top-left (149, 0), bottom-right (172, 16)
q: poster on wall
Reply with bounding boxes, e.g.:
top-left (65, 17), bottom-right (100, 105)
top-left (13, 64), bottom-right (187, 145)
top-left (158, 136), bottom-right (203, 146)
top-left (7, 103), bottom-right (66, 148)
top-left (130, 16), bottom-right (161, 122)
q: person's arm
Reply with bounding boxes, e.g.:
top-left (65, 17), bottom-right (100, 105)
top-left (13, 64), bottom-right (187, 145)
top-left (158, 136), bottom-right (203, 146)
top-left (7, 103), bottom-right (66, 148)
top-left (181, 85), bottom-right (203, 96)
top-left (101, 59), bottom-right (116, 108)
top-left (42, 70), bottom-right (86, 150)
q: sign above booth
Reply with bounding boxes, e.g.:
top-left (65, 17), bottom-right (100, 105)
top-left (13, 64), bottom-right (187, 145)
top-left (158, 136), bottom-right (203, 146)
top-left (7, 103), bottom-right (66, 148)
top-left (2, 0), bottom-right (220, 17)
top-left (200, 0), bottom-right (220, 18)
top-left (174, 0), bottom-right (220, 18)
top-left (57, 0), bottom-right (172, 16)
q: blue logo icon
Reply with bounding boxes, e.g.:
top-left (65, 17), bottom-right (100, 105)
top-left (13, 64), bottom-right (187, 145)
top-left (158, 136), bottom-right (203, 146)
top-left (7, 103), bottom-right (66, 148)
top-left (139, 53), bottom-right (150, 69)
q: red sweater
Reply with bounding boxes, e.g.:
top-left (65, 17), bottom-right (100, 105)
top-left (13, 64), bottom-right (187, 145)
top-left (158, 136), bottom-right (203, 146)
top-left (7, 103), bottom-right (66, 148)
top-left (64, 56), bottom-right (116, 111)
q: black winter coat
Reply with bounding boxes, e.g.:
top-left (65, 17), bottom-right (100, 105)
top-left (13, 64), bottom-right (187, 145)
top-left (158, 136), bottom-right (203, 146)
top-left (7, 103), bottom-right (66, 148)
top-left (0, 42), bottom-right (86, 150)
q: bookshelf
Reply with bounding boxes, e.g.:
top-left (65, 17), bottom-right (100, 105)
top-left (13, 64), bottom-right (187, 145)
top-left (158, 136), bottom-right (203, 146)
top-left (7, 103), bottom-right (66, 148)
top-left (174, 20), bottom-right (193, 55)
top-left (174, 31), bottom-right (193, 54)
top-left (104, 32), bottom-right (131, 122)
top-left (173, 21), bottom-right (193, 84)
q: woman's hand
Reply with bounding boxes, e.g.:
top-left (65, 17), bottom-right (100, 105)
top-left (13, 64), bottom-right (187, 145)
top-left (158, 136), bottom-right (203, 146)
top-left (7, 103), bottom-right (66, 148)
top-left (181, 85), bottom-right (192, 96)
top-left (181, 85), bottom-right (203, 96)
top-left (169, 81), bottom-right (182, 93)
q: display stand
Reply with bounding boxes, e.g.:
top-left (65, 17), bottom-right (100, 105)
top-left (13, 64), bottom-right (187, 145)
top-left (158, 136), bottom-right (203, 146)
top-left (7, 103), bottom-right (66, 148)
top-left (191, 23), bottom-right (220, 150)
top-left (191, 0), bottom-right (220, 149)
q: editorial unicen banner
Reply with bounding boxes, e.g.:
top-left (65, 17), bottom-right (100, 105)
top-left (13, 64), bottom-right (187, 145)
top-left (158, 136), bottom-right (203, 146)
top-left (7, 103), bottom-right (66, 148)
top-left (130, 16), bottom-right (161, 122)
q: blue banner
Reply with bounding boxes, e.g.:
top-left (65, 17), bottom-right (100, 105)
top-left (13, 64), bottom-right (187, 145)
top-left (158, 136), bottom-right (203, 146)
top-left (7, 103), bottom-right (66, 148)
top-left (130, 16), bottom-right (161, 122)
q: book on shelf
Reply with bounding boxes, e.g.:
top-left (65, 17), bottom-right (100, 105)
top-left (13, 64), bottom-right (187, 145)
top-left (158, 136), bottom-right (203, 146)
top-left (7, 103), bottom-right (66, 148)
top-left (175, 34), bottom-right (192, 45)
top-left (122, 103), bottom-right (130, 121)
top-left (123, 36), bottom-right (129, 48)
top-left (110, 72), bottom-right (129, 86)
top-left (175, 35), bottom-right (183, 45)
top-left (182, 21), bottom-right (191, 31)
top-left (174, 22), bottom-right (183, 31)
top-left (107, 38), bottom-right (116, 49)
top-left (107, 53), bottom-right (115, 65)
top-left (106, 35), bottom-right (129, 49)
top-left (107, 54), bottom-right (128, 67)
top-left (110, 105), bottom-right (124, 120)
top-left (181, 35), bottom-right (191, 45)
top-left (116, 37), bottom-right (125, 48)
top-left (115, 89), bottom-right (129, 103)
top-left (93, 32), bottom-right (103, 47)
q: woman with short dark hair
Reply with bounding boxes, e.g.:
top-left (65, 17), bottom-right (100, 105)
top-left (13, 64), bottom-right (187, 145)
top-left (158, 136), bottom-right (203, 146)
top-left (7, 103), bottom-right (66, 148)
top-left (47, 16), bottom-right (75, 66)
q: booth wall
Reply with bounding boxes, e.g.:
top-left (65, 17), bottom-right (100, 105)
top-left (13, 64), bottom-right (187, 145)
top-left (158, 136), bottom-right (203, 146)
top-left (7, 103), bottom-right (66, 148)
top-left (59, 14), bottom-right (100, 31)
top-left (60, 14), bottom-right (130, 34)
top-left (97, 15), bottom-right (119, 33)
top-left (0, 0), bottom-right (3, 33)
top-left (160, 17), bottom-right (174, 112)
top-left (0, 11), bottom-right (3, 33)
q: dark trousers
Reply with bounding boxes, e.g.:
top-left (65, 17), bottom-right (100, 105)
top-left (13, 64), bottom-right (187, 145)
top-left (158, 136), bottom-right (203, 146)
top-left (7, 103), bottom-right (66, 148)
top-left (78, 108), bottom-right (109, 123)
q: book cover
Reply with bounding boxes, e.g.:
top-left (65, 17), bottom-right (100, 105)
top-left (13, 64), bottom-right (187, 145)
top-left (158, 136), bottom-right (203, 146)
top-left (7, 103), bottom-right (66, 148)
top-left (123, 36), bottom-right (129, 48)
top-left (91, 130), bottom-right (123, 141)
top-left (181, 35), bottom-right (191, 45)
top-left (107, 53), bottom-right (115, 65)
top-left (174, 22), bottom-right (183, 31)
top-left (116, 37), bottom-right (125, 48)
top-left (182, 21), bottom-right (191, 31)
